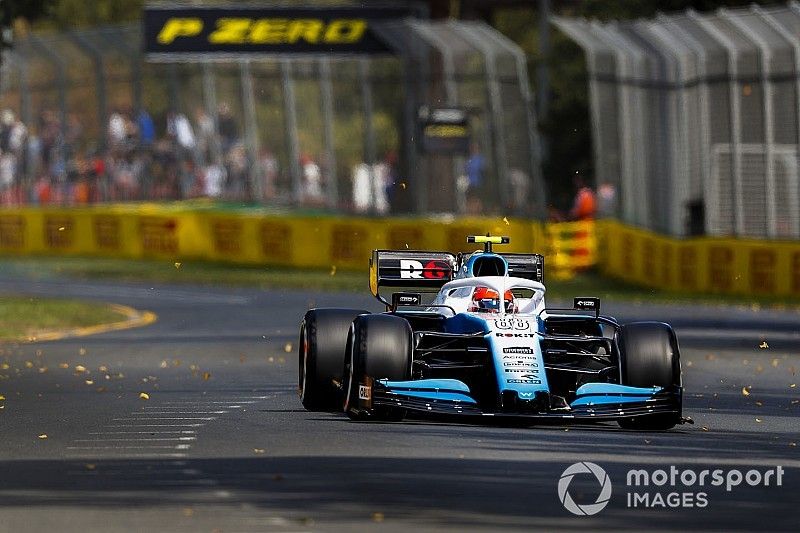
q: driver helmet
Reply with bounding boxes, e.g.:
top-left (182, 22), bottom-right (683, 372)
top-left (468, 286), bottom-right (516, 313)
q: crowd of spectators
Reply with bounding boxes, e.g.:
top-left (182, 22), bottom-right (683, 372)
top-left (0, 103), bottom-right (292, 206)
top-left (0, 103), bottom-right (404, 212)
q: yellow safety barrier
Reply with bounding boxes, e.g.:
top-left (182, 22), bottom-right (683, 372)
top-left (545, 220), bottom-right (597, 280)
top-left (598, 219), bottom-right (800, 297)
top-left (0, 207), bottom-right (572, 271)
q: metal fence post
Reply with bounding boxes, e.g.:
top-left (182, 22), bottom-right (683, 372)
top-left (319, 57), bottom-right (338, 210)
top-left (27, 35), bottom-right (68, 168)
top-left (455, 27), bottom-right (511, 212)
top-left (167, 63), bottom-right (179, 112)
top-left (470, 22), bottom-right (547, 219)
top-left (690, 12), bottom-right (745, 236)
top-left (758, 5), bottom-right (800, 237)
top-left (552, 19), bottom-right (613, 212)
top-left (723, 11), bottom-right (777, 238)
top-left (239, 59), bottom-right (260, 199)
top-left (16, 47), bottom-right (32, 131)
top-left (358, 59), bottom-right (378, 214)
top-left (201, 61), bottom-right (221, 163)
top-left (410, 21), bottom-right (463, 212)
top-left (589, 22), bottom-right (642, 226)
top-left (68, 31), bottom-right (107, 151)
top-left (660, 16), bottom-right (713, 236)
top-left (98, 27), bottom-right (142, 113)
top-left (281, 59), bottom-right (302, 204)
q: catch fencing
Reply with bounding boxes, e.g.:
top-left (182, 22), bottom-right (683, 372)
top-left (0, 20), bottom-right (544, 217)
top-left (555, 2), bottom-right (800, 239)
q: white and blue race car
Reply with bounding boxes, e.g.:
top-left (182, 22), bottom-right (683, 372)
top-left (299, 235), bottom-right (686, 430)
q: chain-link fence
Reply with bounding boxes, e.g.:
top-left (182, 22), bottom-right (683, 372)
top-left (555, 2), bottom-right (800, 239)
top-left (0, 20), bottom-right (544, 218)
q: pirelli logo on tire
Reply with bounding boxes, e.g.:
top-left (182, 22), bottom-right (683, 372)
top-left (143, 6), bottom-right (420, 56)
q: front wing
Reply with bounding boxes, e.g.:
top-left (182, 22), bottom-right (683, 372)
top-left (368, 379), bottom-right (683, 423)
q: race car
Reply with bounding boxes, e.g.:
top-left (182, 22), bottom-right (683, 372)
top-left (298, 235), bottom-right (687, 430)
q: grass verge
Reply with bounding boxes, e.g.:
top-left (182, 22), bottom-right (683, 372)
top-left (1, 255), bottom-right (799, 309)
top-left (0, 296), bottom-right (129, 341)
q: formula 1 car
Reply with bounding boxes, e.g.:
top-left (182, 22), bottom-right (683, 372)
top-left (298, 235), bottom-right (686, 430)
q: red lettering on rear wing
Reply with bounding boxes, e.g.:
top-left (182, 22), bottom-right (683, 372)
top-left (369, 250), bottom-right (457, 301)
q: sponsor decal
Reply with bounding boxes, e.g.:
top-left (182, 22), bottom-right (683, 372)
top-left (260, 221), bottom-right (292, 260)
top-left (44, 216), bottom-right (74, 249)
top-left (93, 215), bottom-right (120, 250)
top-left (496, 333), bottom-right (536, 338)
top-left (144, 6), bottom-right (418, 56)
top-left (503, 355), bottom-right (535, 360)
top-left (418, 106), bottom-right (470, 154)
top-left (212, 219), bottom-right (243, 254)
top-left (503, 347), bottom-right (534, 354)
top-left (0, 215), bottom-right (25, 249)
top-left (493, 318), bottom-right (530, 331)
top-left (358, 384), bottom-right (371, 401)
top-left (504, 362), bottom-right (538, 368)
top-left (140, 217), bottom-right (179, 254)
top-left (507, 379), bottom-right (541, 384)
top-left (330, 225), bottom-right (367, 262)
top-left (518, 392), bottom-right (535, 399)
top-left (399, 259), bottom-right (451, 280)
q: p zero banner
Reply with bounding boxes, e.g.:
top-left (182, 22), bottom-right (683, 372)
top-left (143, 6), bottom-right (418, 57)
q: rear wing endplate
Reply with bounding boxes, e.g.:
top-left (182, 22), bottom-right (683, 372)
top-left (501, 253), bottom-right (544, 283)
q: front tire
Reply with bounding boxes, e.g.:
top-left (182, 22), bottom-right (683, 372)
top-left (616, 321), bottom-right (682, 430)
top-left (344, 314), bottom-right (413, 421)
top-left (299, 308), bottom-right (369, 411)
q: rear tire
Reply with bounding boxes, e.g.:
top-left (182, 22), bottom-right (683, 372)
top-left (299, 308), bottom-right (369, 411)
top-left (617, 321), bottom-right (681, 430)
top-left (344, 314), bottom-right (413, 421)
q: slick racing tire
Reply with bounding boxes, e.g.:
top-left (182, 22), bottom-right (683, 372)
top-left (299, 308), bottom-right (369, 412)
top-left (617, 321), bottom-right (682, 430)
top-left (344, 314), bottom-right (413, 422)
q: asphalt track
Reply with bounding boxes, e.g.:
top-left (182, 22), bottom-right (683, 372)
top-left (0, 276), bottom-right (798, 532)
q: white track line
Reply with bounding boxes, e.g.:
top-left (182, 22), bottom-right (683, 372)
top-left (105, 424), bottom-right (204, 428)
top-left (87, 426), bottom-right (197, 435)
top-left (67, 444), bottom-right (189, 450)
top-left (128, 411), bottom-right (228, 415)
top-left (112, 417), bottom-right (217, 421)
top-left (73, 437), bottom-right (196, 442)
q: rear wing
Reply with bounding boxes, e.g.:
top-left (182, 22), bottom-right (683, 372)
top-left (501, 253), bottom-right (545, 283)
top-left (369, 250), bottom-right (457, 303)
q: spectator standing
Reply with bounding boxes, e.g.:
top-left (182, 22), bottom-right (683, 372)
top-left (107, 108), bottom-right (127, 149)
top-left (301, 154), bottom-right (324, 206)
top-left (372, 156), bottom-right (393, 215)
top-left (596, 181), bottom-right (617, 218)
top-left (255, 147), bottom-right (279, 200)
top-left (569, 176), bottom-right (596, 221)
top-left (194, 107), bottom-right (216, 165)
top-left (465, 143), bottom-right (485, 214)
top-left (351, 161), bottom-right (373, 213)
top-left (137, 108), bottom-right (156, 148)
top-left (225, 143), bottom-right (250, 200)
top-left (217, 102), bottom-right (238, 152)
